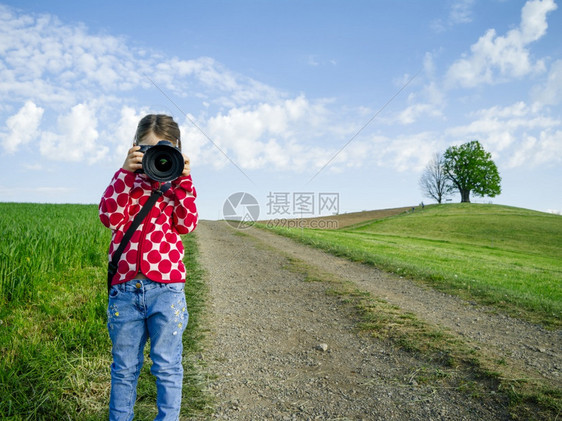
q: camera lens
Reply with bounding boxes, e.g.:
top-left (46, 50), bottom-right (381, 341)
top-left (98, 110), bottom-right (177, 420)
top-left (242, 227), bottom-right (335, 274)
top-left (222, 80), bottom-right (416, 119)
top-left (155, 155), bottom-right (172, 172)
top-left (141, 141), bottom-right (184, 182)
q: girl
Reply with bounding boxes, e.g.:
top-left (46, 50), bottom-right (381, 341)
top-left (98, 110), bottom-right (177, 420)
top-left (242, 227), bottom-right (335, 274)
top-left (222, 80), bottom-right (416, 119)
top-left (99, 114), bottom-right (198, 421)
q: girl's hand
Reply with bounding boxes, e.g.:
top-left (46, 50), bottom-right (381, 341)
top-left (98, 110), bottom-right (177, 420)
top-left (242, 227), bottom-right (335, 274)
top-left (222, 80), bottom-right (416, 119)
top-left (122, 145), bottom-right (143, 172)
top-left (182, 154), bottom-right (191, 177)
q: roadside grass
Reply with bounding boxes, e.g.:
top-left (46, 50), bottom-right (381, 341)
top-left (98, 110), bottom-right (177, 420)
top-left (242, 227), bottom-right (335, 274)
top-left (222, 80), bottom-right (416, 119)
top-left (261, 204), bottom-right (562, 328)
top-left (284, 256), bottom-right (561, 420)
top-left (0, 203), bottom-right (210, 419)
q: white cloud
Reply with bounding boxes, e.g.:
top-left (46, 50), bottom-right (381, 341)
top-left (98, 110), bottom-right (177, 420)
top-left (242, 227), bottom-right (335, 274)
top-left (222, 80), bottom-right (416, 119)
top-left (0, 5), bottom-right (283, 112)
top-left (398, 0), bottom-right (558, 125)
top-left (446, 101), bottom-right (561, 167)
top-left (0, 5), bottom-right (454, 175)
top-left (507, 130), bottom-right (562, 168)
top-left (0, 100), bottom-right (44, 153)
top-left (384, 97), bottom-right (562, 173)
top-left (1, 2), bottom-right (559, 181)
top-left (0, 8), bottom-right (137, 105)
top-left (151, 56), bottom-right (281, 108)
top-left (391, 72), bottom-right (446, 125)
top-left (519, 0), bottom-right (556, 42)
top-left (305, 55), bottom-right (337, 68)
top-left (431, 0), bottom-right (475, 32)
top-left (307, 55), bottom-right (320, 67)
top-left (185, 96), bottom-right (340, 171)
top-left (0, 4), bottom-right (294, 167)
top-left (446, 0), bottom-right (557, 88)
top-left (391, 0), bottom-right (562, 173)
top-left (373, 132), bottom-right (442, 172)
top-left (531, 59), bottom-right (562, 106)
top-left (106, 106), bottom-right (147, 162)
top-left (450, 0), bottom-right (475, 25)
top-left (396, 103), bottom-right (443, 125)
top-left (40, 103), bottom-right (106, 163)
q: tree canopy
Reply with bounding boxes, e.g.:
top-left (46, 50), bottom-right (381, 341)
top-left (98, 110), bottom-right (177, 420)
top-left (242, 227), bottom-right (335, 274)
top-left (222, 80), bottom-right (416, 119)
top-left (443, 140), bottom-right (501, 203)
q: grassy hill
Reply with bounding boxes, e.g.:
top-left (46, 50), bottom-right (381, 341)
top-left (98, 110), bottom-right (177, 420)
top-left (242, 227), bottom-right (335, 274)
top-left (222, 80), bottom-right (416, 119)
top-left (263, 203), bottom-right (562, 327)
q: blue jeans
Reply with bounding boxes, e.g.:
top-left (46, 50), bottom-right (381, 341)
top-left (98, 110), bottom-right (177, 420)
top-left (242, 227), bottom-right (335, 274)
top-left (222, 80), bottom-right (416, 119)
top-left (107, 279), bottom-right (188, 421)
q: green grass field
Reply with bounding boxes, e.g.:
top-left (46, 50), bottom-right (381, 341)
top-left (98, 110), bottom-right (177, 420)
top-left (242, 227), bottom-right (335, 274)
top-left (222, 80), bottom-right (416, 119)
top-left (264, 203), bottom-right (562, 327)
top-left (0, 203), bottom-right (209, 419)
top-left (2, 202), bottom-right (560, 418)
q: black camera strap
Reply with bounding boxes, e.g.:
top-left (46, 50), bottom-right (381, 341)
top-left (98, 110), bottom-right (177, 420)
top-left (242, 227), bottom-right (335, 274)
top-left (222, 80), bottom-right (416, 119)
top-left (107, 183), bottom-right (171, 294)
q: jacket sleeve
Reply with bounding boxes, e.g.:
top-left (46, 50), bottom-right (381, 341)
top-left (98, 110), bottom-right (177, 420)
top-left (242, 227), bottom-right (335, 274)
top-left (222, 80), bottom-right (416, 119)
top-left (99, 169), bottom-right (135, 230)
top-left (171, 174), bottom-right (198, 234)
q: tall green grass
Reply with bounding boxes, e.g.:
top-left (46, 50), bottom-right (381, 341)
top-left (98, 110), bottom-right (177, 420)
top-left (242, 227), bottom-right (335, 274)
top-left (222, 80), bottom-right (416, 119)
top-left (0, 203), bottom-right (109, 303)
top-left (264, 204), bottom-right (562, 327)
top-left (0, 203), bottom-right (209, 419)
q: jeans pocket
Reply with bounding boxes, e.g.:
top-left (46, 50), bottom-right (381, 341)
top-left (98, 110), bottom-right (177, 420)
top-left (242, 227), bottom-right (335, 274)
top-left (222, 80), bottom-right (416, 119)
top-left (108, 285), bottom-right (121, 298)
top-left (166, 282), bottom-right (185, 293)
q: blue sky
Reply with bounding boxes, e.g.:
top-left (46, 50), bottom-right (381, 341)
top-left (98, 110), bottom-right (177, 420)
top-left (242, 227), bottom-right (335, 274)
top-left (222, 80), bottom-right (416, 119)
top-left (1, 0), bottom-right (561, 220)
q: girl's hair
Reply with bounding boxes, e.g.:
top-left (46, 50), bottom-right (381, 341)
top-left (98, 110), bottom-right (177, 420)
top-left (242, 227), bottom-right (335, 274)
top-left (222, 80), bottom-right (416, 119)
top-left (135, 114), bottom-right (182, 150)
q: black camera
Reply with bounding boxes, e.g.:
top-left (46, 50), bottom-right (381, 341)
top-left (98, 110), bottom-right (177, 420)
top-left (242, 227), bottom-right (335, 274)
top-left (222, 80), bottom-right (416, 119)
top-left (136, 140), bottom-right (184, 182)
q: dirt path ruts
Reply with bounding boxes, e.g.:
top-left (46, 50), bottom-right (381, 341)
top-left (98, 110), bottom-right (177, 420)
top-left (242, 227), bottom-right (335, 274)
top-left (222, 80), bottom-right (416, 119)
top-left (243, 224), bottom-right (562, 385)
top-left (193, 220), bottom-right (545, 420)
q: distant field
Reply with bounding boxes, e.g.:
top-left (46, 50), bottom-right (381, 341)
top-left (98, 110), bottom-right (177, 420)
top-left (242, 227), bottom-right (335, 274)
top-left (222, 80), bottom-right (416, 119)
top-left (262, 206), bottom-right (412, 229)
top-left (263, 204), bottom-right (562, 327)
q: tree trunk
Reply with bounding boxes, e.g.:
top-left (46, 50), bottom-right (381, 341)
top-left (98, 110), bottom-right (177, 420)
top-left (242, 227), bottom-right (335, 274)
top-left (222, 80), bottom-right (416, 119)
top-left (460, 189), bottom-right (471, 203)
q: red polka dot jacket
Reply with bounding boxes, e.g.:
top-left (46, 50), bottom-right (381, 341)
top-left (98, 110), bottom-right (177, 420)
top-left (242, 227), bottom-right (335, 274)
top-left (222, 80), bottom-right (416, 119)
top-left (99, 169), bottom-right (198, 286)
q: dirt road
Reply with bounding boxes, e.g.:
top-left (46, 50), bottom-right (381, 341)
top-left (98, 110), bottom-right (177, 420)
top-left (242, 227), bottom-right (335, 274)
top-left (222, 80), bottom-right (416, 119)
top-left (195, 220), bottom-right (560, 420)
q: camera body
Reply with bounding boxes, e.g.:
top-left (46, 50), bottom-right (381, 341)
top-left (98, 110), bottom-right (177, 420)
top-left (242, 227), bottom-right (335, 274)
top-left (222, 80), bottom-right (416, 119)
top-left (136, 140), bottom-right (184, 182)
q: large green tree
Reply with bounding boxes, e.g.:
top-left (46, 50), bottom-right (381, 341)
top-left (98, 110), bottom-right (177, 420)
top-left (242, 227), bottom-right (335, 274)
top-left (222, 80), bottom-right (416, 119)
top-left (443, 140), bottom-right (501, 203)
